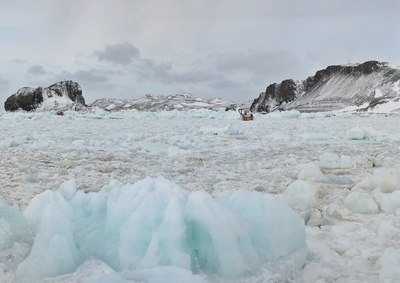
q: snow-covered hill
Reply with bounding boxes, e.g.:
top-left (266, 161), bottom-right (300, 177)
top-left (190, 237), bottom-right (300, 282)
top-left (91, 94), bottom-right (234, 112)
top-left (251, 61), bottom-right (400, 113)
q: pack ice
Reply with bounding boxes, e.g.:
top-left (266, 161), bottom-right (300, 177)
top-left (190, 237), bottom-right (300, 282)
top-left (0, 177), bottom-right (306, 282)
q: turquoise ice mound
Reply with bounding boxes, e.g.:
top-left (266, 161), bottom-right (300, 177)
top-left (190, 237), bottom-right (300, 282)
top-left (3, 177), bottom-right (306, 282)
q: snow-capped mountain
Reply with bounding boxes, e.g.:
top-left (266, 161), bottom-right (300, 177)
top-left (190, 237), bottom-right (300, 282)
top-left (91, 93), bottom-right (234, 111)
top-left (251, 61), bottom-right (400, 113)
top-left (4, 81), bottom-right (85, 112)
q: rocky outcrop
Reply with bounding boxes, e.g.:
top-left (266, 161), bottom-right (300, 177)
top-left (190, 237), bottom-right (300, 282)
top-left (251, 61), bottom-right (400, 113)
top-left (4, 87), bottom-right (44, 112)
top-left (4, 81), bottom-right (85, 112)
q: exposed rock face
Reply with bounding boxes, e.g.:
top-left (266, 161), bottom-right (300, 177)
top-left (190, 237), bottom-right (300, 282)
top-left (251, 61), bottom-right (400, 113)
top-left (4, 81), bottom-right (85, 112)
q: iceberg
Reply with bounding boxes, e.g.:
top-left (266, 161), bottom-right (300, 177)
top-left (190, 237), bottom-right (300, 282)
top-left (1, 177), bottom-right (307, 282)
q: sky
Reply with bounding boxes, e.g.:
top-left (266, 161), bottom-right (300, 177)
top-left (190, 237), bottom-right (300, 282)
top-left (0, 0), bottom-right (399, 104)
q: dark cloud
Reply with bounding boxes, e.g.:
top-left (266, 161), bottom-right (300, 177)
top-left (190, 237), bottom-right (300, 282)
top-left (71, 70), bottom-right (109, 83)
top-left (28, 65), bottom-right (47, 75)
top-left (215, 51), bottom-right (304, 83)
top-left (139, 60), bottom-right (217, 84)
top-left (13, 59), bottom-right (27, 64)
top-left (94, 42), bottom-right (140, 65)
top-left (93, 42), bottom-right (218, 84)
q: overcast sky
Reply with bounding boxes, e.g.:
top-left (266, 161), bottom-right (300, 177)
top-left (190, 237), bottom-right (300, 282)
top-left (1, 0), bottom-right (399, 104)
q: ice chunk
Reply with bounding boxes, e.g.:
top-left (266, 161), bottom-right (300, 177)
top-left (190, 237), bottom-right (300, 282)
top-left (0, 199), bottom-right (31, 251)
top-left (319, 152), bottom-right (353, 171)
top-left (379, 248), bottom-right (400, 282)
top-left (283, 180), bottom-right (317, 221)
top-left (347, 127), bottom-right (365, 140)
top-left (298, 163), bottom-right (326, 182)
top-left (16, 191), bottom-right (80, 282)
top-left (227, 122), bottom-right (245, 136)
top-left (351, 169), bottom-right (400, 194)
top-left (58, 179), bottom-right (77, 200)
top-left (185, 191), bottom-right (258, 278)
top-left (298, 162), bottom-right (352, 185)
top-left (379, 191), bottom-right (400, 214)
top-left (70, 177), bottom-right (190, 271)
top-left (347, 127), bottom-right (376, 140)
top-left (10, 177), bottom-right (307, 282)
top-left (344, 191), bottom-right (379, 214)
top-left (319, 152), bottom-right (340, 169)
top-left (198, 123), bottom-right (244, 136)
top-left (371, 169), bottom-right (400, 193)
top-left (219, 190), bottom-right (306, 262)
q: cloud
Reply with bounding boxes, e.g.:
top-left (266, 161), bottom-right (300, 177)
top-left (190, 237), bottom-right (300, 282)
top-left (94, 42), bottom-right (140, 65)
top-left (51, 68), bottom-right (115, 88)
top-left (215, 51), bottom-right (304, 83)
top-left (28, 65), bottom-right (47, 75)
top-left (136, 58), bottom-right (218, 84)
top-left (50, 68), bottom-right (117, 89)
top-left (70, 69), bottom-right (109, 83)
top-left (93, 41), bottom-right (218, 84)
top-left (13, 59), bottom-right (27, 64)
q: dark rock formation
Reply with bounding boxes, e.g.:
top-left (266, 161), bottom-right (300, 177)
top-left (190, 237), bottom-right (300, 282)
top-left (225, 104), bottom-right (238, 111)
top-left (251, 61), bottom-right (400, 113)
top-left (4, 81), bottom-right (85, 112)
top-left (4, 87), bottom-right (43, 112)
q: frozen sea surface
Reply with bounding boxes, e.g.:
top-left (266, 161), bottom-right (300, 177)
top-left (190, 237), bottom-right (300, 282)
top-left (1, 109), bottom-right (400, 282)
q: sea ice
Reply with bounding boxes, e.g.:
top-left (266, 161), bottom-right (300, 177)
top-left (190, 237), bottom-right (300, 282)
top-left (3, 109), bottom-right (400, 282)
